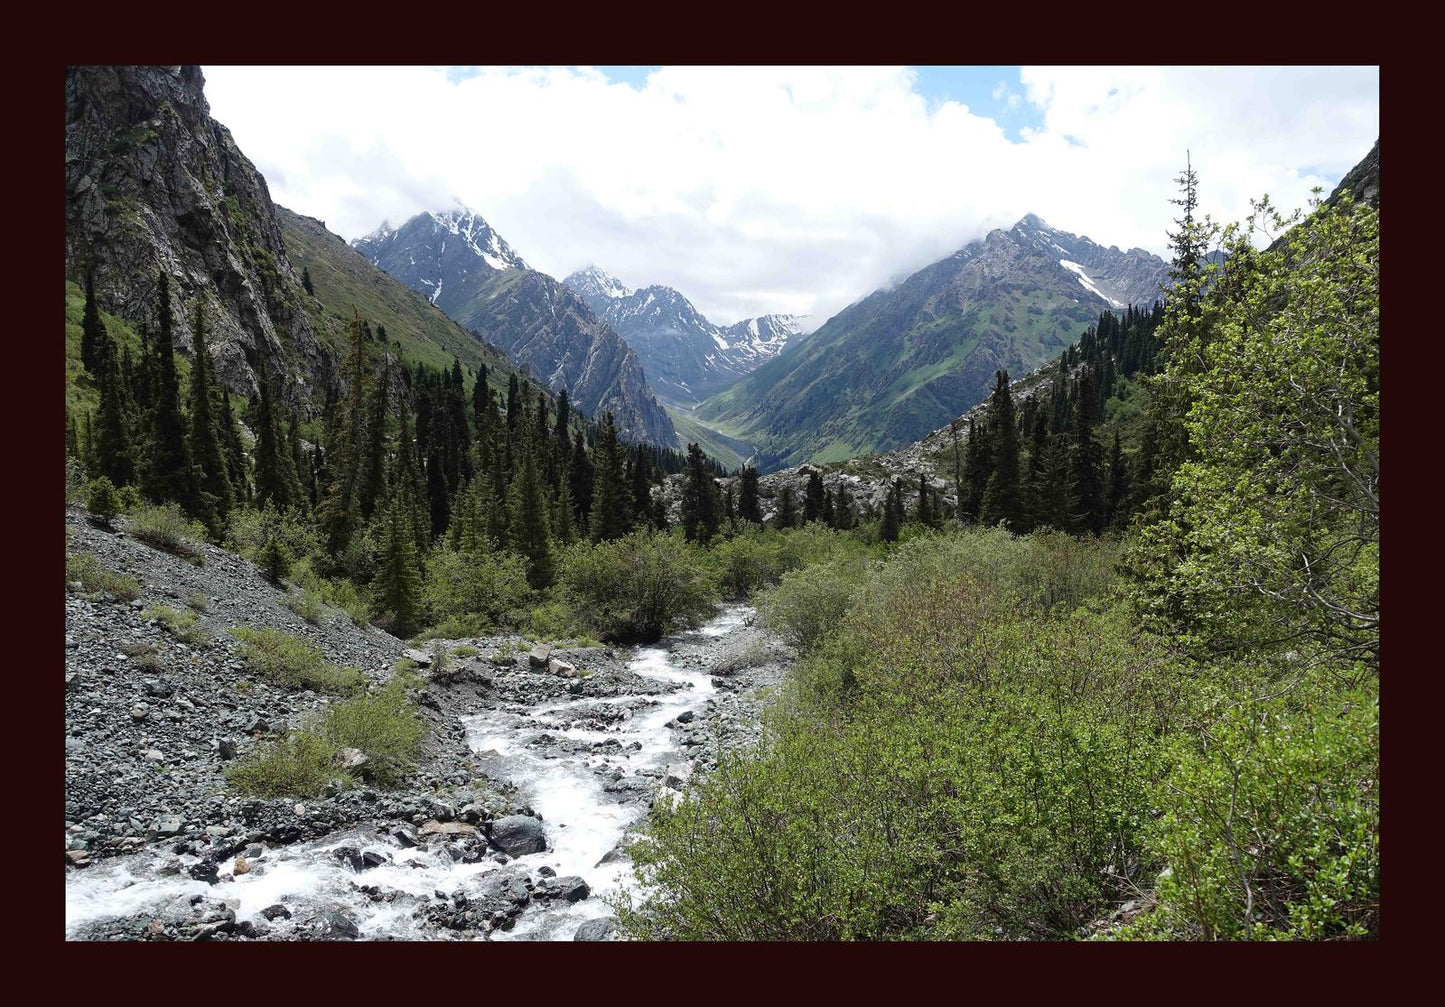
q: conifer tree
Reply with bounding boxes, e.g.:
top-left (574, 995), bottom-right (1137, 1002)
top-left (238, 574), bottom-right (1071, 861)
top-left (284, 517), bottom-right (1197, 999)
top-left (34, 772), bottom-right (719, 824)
top-left (471, 363), bottom-right (491, 432)
top-left (141, 274), bottom-right (194, 507)
top-left (552, 480), bottom-right (576, 545)
top-left (588, 413), bottom-right (631, 542)
top-left (219, 385), bottom-right (249, 504)
top-left (916, 472), bottom-right (934, 528)
top-left (319, 314), bottom-right (371, 555)
top-left (833, 479), bottom-right (855, 531)
top-left (960, 416), bottom-right (992, 522)
top-left (359, 353), bottom-right (390, 521)
top-left (509, 442), bottom-right (554, 588)
top-left (82, 411), bottom-right (98, 475)
top-left (65, 413), bottom-right (79, 461)
top-left (1068, 371), bottom-right (1106, 535)
top-left (569, 427), bottom-right (594, 529)
top-left (775, 485), bottom-right (798, 530)
top-left (376, 492), bottom-right (425, 638)
top-left (187, 304), bottom-right (233, 535)
top-left (680, 443), bottom-right (721, 544)
top-left (738, 466), bottom-right (763, 525)
top-left (804, 471), bottom-right (825, 523)
top-left (821, 487), bottom-right (835, 528)
top-left (81, 267), bottom-right (106, 375)
top-left (1105, 430), bottom-right (1129, 529)
top-left (252, 374), bottom-right (292, 511)
top-left (979, 370), bottom-right (1023, 529)
top-left (425, 442), bottom-right (450, 540)
top-left (95, 334), bottom-right (135, 488)
top-left (301, 266), bottom-right (314, 297)
top-left (723, 485), bottom-right (737, 524)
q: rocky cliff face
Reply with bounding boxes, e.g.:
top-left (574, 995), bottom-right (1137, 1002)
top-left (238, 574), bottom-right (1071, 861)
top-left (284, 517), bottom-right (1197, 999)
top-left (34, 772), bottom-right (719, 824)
top-left (357, 211), bottom-right (676, 448)
top-left (455, 270), bottom-right (677, 448)
top-left (564, 267), bottom-right (804, 406)
top-left (65, 65), bottom-right (330, 406)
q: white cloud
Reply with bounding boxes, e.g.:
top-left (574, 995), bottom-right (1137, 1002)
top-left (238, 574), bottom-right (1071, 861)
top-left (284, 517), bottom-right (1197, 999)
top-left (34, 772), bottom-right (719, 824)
top-left (203, 64), bottom-right (1378, 329)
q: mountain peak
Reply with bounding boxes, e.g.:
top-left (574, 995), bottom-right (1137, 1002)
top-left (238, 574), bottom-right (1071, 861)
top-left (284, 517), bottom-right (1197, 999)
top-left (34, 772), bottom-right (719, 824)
top-left (564, 265), bottom-right (633, 301)
top-left (1014, 212), bottom-right (1051, 231)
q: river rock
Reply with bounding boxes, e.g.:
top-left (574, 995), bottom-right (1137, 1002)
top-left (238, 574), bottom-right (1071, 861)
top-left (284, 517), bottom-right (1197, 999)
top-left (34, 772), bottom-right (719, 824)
top-left (489, 814), bottom-right (546, 855)
top-left (402, 648), bottom-right (432, 667)
top-left (574, 918), bottom-right (617, 941)
top-left (528, 645), bottom-right (551, 668)
top-left (326, 910), bottom-right (360, 940)
top-left (260, 904), bottom-right (292, 921)
top-left (536, 875), bottom-right (591, 903)
top-left (663, 762), bottom-right (692, 788)
top-left (419, 819), bottom-right (478, 838)
top-left (548, 658), bottom-right (577, 678)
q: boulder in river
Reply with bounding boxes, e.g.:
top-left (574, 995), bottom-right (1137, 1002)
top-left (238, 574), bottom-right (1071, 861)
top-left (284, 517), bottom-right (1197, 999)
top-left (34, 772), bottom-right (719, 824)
top-left (489, 814), bottom-right (546, 855)
top-left (574, 917), bottom-right (617, 941)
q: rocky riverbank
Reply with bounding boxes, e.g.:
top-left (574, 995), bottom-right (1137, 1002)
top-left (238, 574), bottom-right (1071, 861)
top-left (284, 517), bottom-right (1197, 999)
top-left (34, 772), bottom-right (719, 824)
top-left (64, 507), bottom-right (790, 940)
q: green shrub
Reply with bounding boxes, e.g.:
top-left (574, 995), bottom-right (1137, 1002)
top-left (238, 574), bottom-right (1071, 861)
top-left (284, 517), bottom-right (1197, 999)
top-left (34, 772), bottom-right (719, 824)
top-left (282, 586), bottom-right (324, 624)
top-left (755, 555), bottom-right (870, 653)
top-left (66, 552), bottom-right (141, 602)
top-left (423, 545), bottom-right (533, 634)
top-left (86, 477), bottom-right (121, 526)
top-left (128, 503), bottom-right (207, 561)
top-left (228, 626), bottom-right (363, 694)
top-left (318, 678), bottom-right (426, 787)
top-left (451, 645), bottom-right (479, 659)
top-left (559, 531), bottom-right (717, 643)
top-left (185, 593), bottom-right (211, 612)
top-left (526, 599), bottom-right (578, 641)
top-left (1117, 690), bottom-right (1379, 940)
top-left (117, 484), bottom-right (143, 514)
top-left (228, 504), bottom-right (319, 566)
top-left (143, 604), bottom-right (209, 645)
top-left (225, 731), bottom-right (338, 798)
top-left (617, 547), bottom-right (1181, 941)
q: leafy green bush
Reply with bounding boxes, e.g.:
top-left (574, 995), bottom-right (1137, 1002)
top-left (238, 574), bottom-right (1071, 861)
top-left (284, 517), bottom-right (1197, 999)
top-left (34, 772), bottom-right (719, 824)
top-left (423, 544), bottom-right (533, 634)
top-left (225, 731), bottom-right (338, 798)
top-left (86, 477), bottom-right (121, 526)
top-left (1117, 690), bottom-right (1379, 940)
top-left (755, 555), bottom-right (870, 653)
top-left (66, 552), bottom-right (141, 602)
top-left (228, 626), bottom-right (363, 694)
top-left (128, 503), bottom-right (207, 561)
top-left (281, 586), bottom-right (324, 624)
top-left (143, 604), bottom-right (209, 645)
top-left (185, 593), bottom-right (211, 612)
top-left (319, 677), bottom-right (426, 787)
top-left (117, 484), bottom-right (143, 514)
top-left (228, 504), bottom-right (319, 566)
top-left (451, 645), bottom-right (479, 659)
top-left (617, 544), bottom-right (1182, 941)
top-left (560, 531), bottom-right (717, 643)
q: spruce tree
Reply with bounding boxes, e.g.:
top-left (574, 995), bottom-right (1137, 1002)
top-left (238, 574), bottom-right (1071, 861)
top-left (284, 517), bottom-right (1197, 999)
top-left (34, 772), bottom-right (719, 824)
top-left (1105, 430), bottom-right (1130, 530)
top-left (65, 413), bottom-right (80, 461)
top-left (1067, 371), bottom-right (1106, 535)
top-left (187, 303), bottom-right (233, 535)
top-left (631, 445), bottom-right (655, 526)
top-left (252, 375), bottom-right (292, 511)
top-left (141, 274), bottom-right (194, 507)
top-left (94, 336), bottom-right (135, 488)
top-left (961, 417), bottom-right (992, 522)
top-left (979, 370), bottom-right (1023, 529)
top-left (552, 480), bottom-right (576, 545)
top-left (219, 385), bottom-right (249, 504)
top-left (821, 487), bottom-right (836, 528)
top-left (301, 266), bottom-right (314, 297)
top-left (775, 485), bottom-right (798, 530)
top-left (588, 413), bottom-right (631, 542)
top-left (509, 443), bottom-right (554, 589)
top-left (804, 470), bottom-right (825, 523)
top-left (680, 443), bottom-right (721, 544)
top-left (916, 472), bottom-right (934, 528)
top-left (81, 267), bottom-right (106, 375)
top-left (833, 479), bottom-right (855, 531)
top-left (376, 493), bottom-right (425, 638)
top-left (569, 427), bottom-right (594, 530)
top-left (359, 353), bottom-right (390, 521)
top-left (738, 465), bottom-right (763, 525)
top-left (426, 442), bottom-right (450, 540)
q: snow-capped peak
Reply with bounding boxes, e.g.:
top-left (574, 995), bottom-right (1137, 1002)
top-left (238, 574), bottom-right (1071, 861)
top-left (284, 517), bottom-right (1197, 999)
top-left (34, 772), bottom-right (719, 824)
top-left (565, 265), bottom-right (633, 301)
top-left (425, 202), bottom-right (528, 272)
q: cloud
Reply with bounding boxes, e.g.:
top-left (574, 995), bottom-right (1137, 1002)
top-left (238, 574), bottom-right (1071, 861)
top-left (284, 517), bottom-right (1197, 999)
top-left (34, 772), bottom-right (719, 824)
top-left (203, 65), bottom-right (1378, 329)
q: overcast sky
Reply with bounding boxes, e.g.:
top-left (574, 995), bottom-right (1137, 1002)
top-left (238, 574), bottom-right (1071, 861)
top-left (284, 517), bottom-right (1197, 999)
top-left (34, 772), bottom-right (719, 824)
top-left (203, 65), bottom-right (1378, 329)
